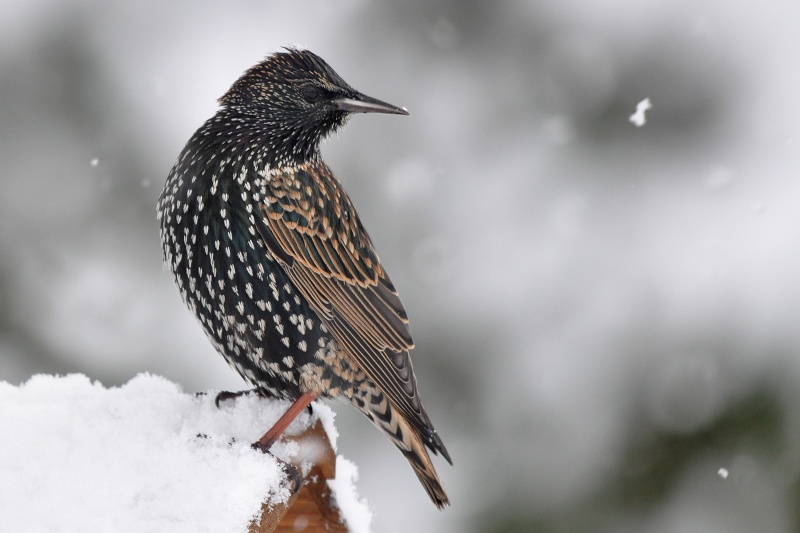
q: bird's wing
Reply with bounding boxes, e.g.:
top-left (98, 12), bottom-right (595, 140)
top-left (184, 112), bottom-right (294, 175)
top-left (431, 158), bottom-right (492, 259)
top-left (255, 163), bottom-right (428, 426)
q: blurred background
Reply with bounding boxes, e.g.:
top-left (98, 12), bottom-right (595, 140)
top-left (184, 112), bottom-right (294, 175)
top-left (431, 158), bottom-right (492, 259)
top-left (2, 1), bottom-right (799, 531)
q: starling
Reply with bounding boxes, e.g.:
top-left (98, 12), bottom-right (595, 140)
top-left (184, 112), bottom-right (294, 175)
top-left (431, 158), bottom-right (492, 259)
top-left (157, 48), bottom-right (451, 507)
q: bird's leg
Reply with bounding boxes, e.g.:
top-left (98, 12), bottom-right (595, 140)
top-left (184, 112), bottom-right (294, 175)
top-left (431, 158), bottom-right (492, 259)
top-left (213, 388), bottom-right (268, 408)
top-left (252, 392), bottom-right (316, 453)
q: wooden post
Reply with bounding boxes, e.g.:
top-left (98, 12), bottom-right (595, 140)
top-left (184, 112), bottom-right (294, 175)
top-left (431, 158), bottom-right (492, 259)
top-left (249, 420), bottom-right (349, 533)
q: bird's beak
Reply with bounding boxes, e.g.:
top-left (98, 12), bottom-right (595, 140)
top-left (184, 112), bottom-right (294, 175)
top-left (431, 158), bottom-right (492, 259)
top-left (333, 93), bottom-right (410, 116)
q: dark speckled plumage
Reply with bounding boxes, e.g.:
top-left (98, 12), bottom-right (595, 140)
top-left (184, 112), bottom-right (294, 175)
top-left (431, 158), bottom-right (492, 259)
top-left (157, 48), bottom-right (450, 507)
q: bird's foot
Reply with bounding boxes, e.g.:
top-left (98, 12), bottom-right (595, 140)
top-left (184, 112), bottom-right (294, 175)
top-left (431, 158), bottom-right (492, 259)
top-left (212, 388), bottom-right (267, 408)
top-left (251, 435), bottom-right (277, 454)
top-left (251, 442), bottom-right (303, 495)
top-left (280, 459), bottom-right (303, 495)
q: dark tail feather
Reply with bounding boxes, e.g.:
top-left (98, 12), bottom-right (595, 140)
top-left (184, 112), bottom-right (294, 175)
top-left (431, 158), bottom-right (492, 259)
top-left (359, 394), bottom-right (450, 508)
top-left (397, 417), bottom-right (450, 508)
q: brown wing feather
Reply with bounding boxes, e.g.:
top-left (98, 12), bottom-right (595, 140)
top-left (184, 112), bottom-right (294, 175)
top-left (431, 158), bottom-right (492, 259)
top-left (257, 163), bottom-right (428, 426)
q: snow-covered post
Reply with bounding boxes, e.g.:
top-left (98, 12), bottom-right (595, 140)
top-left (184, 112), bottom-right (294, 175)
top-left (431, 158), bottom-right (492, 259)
top-left (250, 419), bottom-right (346, 532)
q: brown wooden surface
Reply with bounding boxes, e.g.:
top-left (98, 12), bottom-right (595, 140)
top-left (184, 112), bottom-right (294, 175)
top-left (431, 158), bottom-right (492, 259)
top-left (249, 420), bottom-right (348, 533)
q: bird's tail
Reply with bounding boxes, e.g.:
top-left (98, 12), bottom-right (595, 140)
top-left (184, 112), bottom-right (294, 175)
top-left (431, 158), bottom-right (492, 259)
top-left (394, 414), bottom-right (450, 508)
top-left (353, 390), bottom-right (450, 508)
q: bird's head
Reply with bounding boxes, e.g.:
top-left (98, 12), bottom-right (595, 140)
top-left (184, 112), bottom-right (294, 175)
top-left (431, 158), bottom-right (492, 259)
top-left (219, 47), bottom-right (408, 164)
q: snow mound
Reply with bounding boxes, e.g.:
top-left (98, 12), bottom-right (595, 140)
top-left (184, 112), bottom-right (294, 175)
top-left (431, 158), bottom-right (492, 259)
top-left (0, 373), bottom-right (371, 533)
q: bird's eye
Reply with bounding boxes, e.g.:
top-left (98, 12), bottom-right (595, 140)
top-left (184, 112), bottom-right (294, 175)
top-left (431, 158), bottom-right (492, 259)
top-left (301, 85), bottom-right (323, 102)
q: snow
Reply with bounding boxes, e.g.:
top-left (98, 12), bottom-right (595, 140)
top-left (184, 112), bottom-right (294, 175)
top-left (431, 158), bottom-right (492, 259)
top-left (328, 457), bottom-right (373, 533)
top-left (0, 374), bottom-right (372, 533)
top-left (628, 97), bottom-right (652, 126)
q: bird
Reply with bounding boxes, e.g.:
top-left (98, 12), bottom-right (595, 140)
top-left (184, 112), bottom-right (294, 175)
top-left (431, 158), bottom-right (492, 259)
top-left (157, 47), bottom-right (451, 508)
